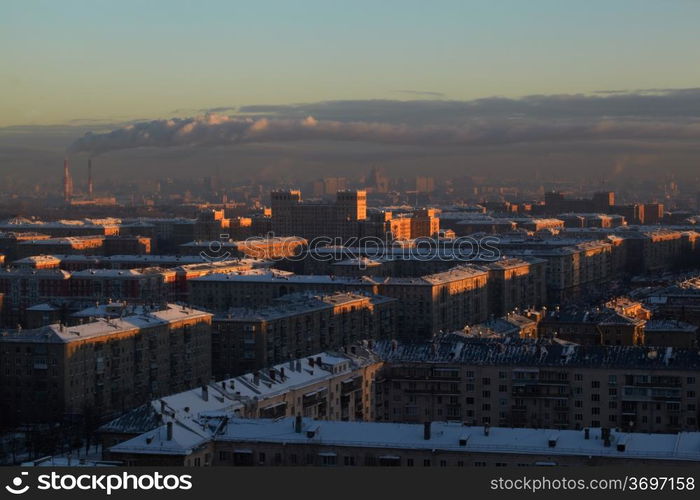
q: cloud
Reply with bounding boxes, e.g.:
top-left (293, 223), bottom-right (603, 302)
top-left (66, 88), bottom-right (700, 156)
top-left (68, 114), bottom-right (700, 157)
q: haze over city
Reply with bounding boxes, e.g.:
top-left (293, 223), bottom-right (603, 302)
top-left (2, 0), bottom-right (700, 190)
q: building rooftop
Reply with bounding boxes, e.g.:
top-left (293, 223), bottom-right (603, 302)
top-left (191, 265), bottom-right (488, 286)
top-left (111, 417), bottom-right (700, 462)
top-left (645, 319), bottom-right (698, 333)
top-left (99, 347), bottom-right (378, 436)
top-left (0, 304), bottom-right (212, 344)
top-left (216, 349), bottom-right (378, 401)
top-left (217, 292), bottom-right (395, 322)
top-left (372, 335), bottom-right (700, 370)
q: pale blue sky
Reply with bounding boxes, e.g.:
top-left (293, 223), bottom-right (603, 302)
top-left (2, 0), bottom-right (699, 126)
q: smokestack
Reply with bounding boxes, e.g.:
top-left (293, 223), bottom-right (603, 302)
top-left (63, 158), bottom-right (73, 203)
top-left (423, 421), bottom-right (431, 440)
top-left (294, 415), bottom-right (303, 433)
top-left (166, 421), bottom-right (173, 441)
top-left (87, 158), bottom-right (93, 200)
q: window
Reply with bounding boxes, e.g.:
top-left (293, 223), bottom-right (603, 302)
top-left (344, 456), bottom-right (355, 466)
top-left (592, 381), bottom-right (600, 388)
top-left (440, 460), bottom-right (447, 467)
top-left (406, 459), bottom-right (414, 467)
top-left (423, 459), bottom-right (431, 467)
top-left (258, 452), bottom-right (266, 465)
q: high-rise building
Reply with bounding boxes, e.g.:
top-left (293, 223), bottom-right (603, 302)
top-left (0, 304), bottom-right (213, 426)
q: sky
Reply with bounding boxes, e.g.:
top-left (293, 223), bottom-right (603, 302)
top-left (2, 0), bottom-right (700, 127)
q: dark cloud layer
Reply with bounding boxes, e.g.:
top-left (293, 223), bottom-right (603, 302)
top-left (68, 88), bottom-right (700, 156)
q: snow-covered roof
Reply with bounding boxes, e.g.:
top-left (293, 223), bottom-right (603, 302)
top-left (111, 417), bottom-right (700, 462)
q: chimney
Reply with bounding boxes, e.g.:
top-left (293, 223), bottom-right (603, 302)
top-left (315, 356), bottom-right (322, 367)
top-left (295, 360), bottom-right (302, 372)
top-left (423, 421), bottom-right (431, 440)
top-left (87, 158), bottom-right (94, 200)
top-left (280, 367), bottom-right (285, 379)
top-left (166, 422), bottom-right (173, 441)
top-left (484, 424), bottom-right (490, 436)
top-left (63, 158), bottom-right (73, 203)
top-left (584, 428), bottom-right (590, 440)
top-left (201, 384), bottom-right (209, 401)
top-left (269, 368), bottom-right (276, 381)
top-left (294, 415), bottom-right (303, 433)
top-left (253, 372), bottom-right (260, 385)
top-left (308, 357), bottom-right (315, 367)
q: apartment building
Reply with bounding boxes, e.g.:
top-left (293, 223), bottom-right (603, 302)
top-left (211, 292), bottom-right (396, 376)
top-left (16, 235), bottom-right (105, 259)
top-left (270, 189), bottom-right (439, 242)
top-left (644, 320), bottom-right (698, 348)
top-left (103, 235), bottom-right (152, 256)
top-left (373, 336), bottom-right (700, 434)
top-left (98, 347), bottom-right (381, 450)
top-left (0, 232), bottom-right (52, 260)
top-left (505, 240), bottom-right (620, 302)
top-left (538, 307), bottom-right (646, 346)
top-left (69, 268), bottom-right (178, 303)
top-left (0, 305), bottom-right (212, 427)
top-left (0, 268), bottom-right (71, 326)
top-left (484, 258), bottom-right (547, 316)
top-left (178, 236), bottom-right (306, 260)
top-left (189, 265), bottom-right (489, 338)
top-left (0, 218), bottom-right (120, 238)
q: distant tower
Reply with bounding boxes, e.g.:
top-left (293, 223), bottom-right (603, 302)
top-left (87, 158), bottom-right (94, 200)
top-left (63, 158), bottom-right (73, 203)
